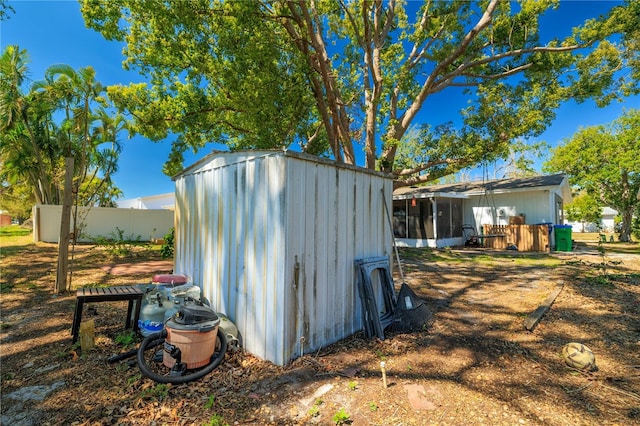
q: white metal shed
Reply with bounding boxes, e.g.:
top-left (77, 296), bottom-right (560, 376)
top-left (173, 150), bottom-right (393, 365)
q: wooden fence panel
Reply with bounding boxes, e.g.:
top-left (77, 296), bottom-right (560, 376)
top-left (481, 225), bottom-right (507, 250)
top-left (482, 224), bottom-right (550, 252)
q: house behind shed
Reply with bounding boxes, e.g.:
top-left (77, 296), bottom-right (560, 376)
top-left (392, 173), bottom-right (572, 250)
top-left (173, 150), bottom-right (393, 366)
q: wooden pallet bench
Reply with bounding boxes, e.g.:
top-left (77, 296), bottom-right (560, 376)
top-left (71, 286), bottom-right (144, 343)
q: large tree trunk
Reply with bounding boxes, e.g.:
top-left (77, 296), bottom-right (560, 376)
top-left (55, 157), bottom-right (74, 293)
top-left (618, 207), bottom-right (634, 242)
top-left (616, 170), bottom-right (636, 243)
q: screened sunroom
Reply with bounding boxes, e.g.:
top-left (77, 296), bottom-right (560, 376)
top-left (391, 192), bottom-right (468, 248)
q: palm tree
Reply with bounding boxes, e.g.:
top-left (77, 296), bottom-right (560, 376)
top-left (1, 46), bottom-right (128, 209)
top-left (0, 45), bottom-right (56, 203)
top-left (80, 108), bottom-right (127, 206)
top-left (19, 56), bottom-right (126, 207)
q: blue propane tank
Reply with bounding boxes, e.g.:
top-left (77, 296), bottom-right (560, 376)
top-left (138, 293), bottom-right (166, 337)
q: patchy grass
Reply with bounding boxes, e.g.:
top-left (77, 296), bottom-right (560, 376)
top-left (0, 282), bottom-right (14, 293)
top-left (399, 247), bottom-right (565, 270)
top-left (398, 248), bottom-right (453, 262)
top-left (0, 225), bottom-right (33, 255)
top-left (0, 224), bottom-right (31, 238)
top-left (601, 243), bottom-right (640, 255)
top-left (511, 256), bottom-right (563, 267)
top-left (463, 253), bottom-right (562, 268)
top-left (572, 232), bottom-right (607, 243)
top-left (2, 229), bottom-right (639, 425)
top-left (573, 232), bottom-right (639, 252)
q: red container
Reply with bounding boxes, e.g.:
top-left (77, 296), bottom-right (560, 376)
top-left (152, 274), bottom-right (188, 284)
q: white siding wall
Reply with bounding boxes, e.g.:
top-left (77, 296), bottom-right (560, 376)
top-left (117, 193), bottom-right (175, 210)
top-left (32, 205), bottom-right (174, 243)
top-left (568, 207), bottom-right (618, 233)
top-left (464, 190), bottom-right (557, 229)
top-left (174, 151), bottom-right (392, 365)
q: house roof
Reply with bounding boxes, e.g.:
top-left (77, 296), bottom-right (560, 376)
top-left (393, 173), bottom-right (571, 201)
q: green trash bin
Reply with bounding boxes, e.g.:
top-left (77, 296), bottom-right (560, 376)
top-left (554, 225), bottom-right (572, 252)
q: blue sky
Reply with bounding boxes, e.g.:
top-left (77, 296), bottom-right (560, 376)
top-left (2, 1), bottom-right (639, 199)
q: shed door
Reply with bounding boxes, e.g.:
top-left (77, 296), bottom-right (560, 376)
top-left (555, 194), bottom-right (564, 224)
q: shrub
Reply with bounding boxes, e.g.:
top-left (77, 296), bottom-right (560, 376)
top-left (92, 227), bottom-right (147, 256)
top-left (160, 227), bottom-right (175, 259)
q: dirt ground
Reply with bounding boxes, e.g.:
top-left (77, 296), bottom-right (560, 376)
top-left (1, 236), bottom-right (639, 425)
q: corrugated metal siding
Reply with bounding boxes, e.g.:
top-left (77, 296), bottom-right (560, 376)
top-left (174, 151), bottom-right (392, 365)
top-left (175, 154), bottom-right (286, 363)
top-left (283, 158), bottom-right (391, 362)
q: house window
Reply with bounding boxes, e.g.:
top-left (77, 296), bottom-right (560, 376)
top-left (393, 199), bottom-right (434, 239)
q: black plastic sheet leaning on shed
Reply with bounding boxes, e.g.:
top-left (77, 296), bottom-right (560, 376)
top-left (355, 256), bottom-right (397, 340)
top-left (355, 257), bottom-right (434, 339)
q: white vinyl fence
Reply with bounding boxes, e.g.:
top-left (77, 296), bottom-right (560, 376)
top-left (33, 204), bottom-right (174, 243)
